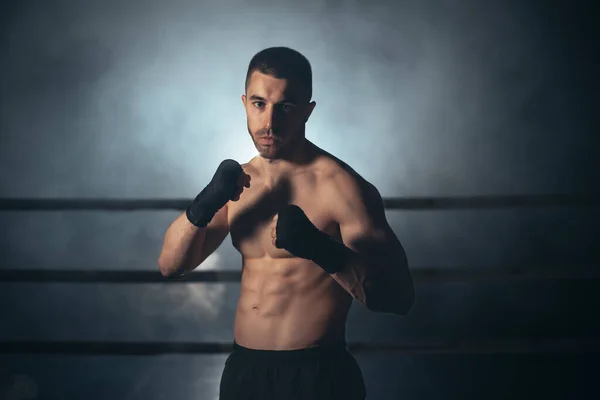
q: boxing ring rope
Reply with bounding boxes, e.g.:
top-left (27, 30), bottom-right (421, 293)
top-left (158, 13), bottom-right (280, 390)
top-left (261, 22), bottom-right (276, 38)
top-left (1, 194), bottom-right (599, 356)
top-left (1, 338), bottom-right (599, 356)
top-left (0, 193), bottom-right (598, 211)
top-left (1, 266), bottom-right (599, 284)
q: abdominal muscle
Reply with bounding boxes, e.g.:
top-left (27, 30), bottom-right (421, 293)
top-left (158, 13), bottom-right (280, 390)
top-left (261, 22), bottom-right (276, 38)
top-left (233, 256), bottom-right (352, 350)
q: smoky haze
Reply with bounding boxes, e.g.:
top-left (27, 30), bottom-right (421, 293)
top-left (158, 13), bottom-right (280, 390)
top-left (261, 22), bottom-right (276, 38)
top-left (0, 0), bottom-right (598, 399)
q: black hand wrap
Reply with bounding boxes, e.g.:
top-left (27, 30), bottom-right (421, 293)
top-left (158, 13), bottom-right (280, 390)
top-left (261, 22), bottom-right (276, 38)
top-left (275, 205), bottom-right (354, 274)
top-left (186, 159), bottom-right (242, 227)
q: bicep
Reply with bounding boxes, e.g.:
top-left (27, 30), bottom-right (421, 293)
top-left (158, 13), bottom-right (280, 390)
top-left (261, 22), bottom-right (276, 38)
top-left (198, 203), bottom-right (230, 265)
top-left (336, 182), bottom-right (403, 257)
top-left (340, 217), bottom-right (399, 258)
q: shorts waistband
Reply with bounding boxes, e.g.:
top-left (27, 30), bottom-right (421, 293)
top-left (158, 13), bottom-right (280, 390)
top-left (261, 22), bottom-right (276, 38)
top-left (232, 341), bottom-right (348, 363)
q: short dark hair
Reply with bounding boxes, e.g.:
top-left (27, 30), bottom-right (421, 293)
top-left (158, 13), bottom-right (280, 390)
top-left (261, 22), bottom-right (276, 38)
top-left (245, 47), bottom-right (312, 101)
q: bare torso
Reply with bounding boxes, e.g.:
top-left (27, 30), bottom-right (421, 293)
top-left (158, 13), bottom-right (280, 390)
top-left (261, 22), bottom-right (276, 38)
top-left (227, 152), bottom-right (353, 350)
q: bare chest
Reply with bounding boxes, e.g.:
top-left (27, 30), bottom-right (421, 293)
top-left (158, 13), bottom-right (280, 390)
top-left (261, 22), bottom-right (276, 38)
top-left (227, 177), bottom-right (337, 259)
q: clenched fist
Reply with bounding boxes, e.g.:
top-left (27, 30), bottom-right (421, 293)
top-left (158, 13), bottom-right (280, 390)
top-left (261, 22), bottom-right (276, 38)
top-left (270, 204), bottom-right (352, 274)
top-left (270, 204), bottom-right (321, 260)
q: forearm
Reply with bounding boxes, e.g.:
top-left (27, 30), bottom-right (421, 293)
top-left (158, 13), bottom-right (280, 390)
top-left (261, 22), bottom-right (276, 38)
top-left (275, 204), bottom-right (414, 314)
top-left (158, 213), bottom-right (207, 277)
top-left (330, 255), bottom-right (368, 306)
top-left (311, 236), bottom-right (415, 315)
top-left (307, 235), bottom-right (369, 302)
top-left (355, 257), bottom-right (414, 315)
top-left (336, 255), bottom-right (414, 315)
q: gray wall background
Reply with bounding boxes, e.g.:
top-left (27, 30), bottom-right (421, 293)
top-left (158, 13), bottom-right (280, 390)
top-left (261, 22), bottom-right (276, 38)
top-left (0, 0), bottom-right (598, 399)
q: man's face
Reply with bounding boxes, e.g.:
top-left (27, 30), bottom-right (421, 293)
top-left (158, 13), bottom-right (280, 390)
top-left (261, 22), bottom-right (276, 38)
top-left (242, 71), bottom-right (316, 160)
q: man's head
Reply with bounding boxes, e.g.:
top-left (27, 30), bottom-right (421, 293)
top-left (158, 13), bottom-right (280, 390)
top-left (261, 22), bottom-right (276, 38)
top-left (242, 47), bottom-right (316, 160)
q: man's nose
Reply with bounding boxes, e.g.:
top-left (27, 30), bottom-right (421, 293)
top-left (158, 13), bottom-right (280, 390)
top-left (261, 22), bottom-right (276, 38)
top-left (264, 107), bottom-right (274, 129)
top-left (264, 106), bottom-right (283, 131)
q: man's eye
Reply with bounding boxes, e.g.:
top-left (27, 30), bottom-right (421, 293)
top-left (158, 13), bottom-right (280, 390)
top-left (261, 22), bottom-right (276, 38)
top-left (280, 104), bottom-right (294, 112)
top-left (253, 102), bottom-right (264, 108)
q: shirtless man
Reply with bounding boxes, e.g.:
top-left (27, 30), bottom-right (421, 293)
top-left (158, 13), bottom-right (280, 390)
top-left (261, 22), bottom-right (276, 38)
top-left (158, 47), bottom-right (415, 400)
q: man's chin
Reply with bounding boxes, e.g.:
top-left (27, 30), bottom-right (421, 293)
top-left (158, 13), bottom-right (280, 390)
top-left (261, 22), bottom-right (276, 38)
top-left (259, 150), bottom-right (279, 160)
top-left (256, 145), bottom-right (280, 159)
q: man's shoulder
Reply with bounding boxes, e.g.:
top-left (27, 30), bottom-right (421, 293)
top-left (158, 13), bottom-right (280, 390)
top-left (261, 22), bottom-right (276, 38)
top-left (312, 148), bottom-right (354, 178)
top-left (313, 150), bottom-right (377, 199)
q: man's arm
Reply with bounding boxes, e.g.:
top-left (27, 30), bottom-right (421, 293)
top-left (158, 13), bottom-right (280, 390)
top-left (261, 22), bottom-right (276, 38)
top-left (158, 204), bottom-right (230, 277)
top-left (327, 173), bottom-right (415, 315)
top-left (158, 159), bottom-right (248, 277)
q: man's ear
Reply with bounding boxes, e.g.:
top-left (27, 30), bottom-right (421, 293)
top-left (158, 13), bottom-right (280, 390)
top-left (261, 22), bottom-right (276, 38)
top-left (305, 101), bottom-right (316, 122)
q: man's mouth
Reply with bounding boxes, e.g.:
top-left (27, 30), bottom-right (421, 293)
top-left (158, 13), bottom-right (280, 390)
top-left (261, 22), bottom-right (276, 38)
top-left (258, 137), bottom-right (276, 145)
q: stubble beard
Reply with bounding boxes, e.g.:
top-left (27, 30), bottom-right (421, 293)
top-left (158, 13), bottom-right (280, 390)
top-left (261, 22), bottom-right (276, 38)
top-left (247, 123), bottom-right (306, 161)
top-left (248, 125), bottom-right (282, 160)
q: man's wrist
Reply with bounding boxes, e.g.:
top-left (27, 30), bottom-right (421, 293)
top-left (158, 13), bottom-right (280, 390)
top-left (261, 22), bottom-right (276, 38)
top-left (186, 186), bottom-right (220, 227)
top-left (186, 204), bottom-right (212, 227)
top-left (309, 231), bottom-right (355, 274)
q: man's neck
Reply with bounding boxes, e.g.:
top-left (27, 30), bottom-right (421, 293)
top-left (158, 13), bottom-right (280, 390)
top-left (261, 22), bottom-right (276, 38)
top-left (257, 139), bottom-right (315, 185)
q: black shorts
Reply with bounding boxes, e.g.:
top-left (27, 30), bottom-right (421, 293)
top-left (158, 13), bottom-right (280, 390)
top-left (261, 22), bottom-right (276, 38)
top-left (219, 341), bottom-right (366, 400)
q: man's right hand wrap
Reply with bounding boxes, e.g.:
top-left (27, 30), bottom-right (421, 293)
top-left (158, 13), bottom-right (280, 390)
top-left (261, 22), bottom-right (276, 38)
top-left (186, 159), bottom-right (243, 227)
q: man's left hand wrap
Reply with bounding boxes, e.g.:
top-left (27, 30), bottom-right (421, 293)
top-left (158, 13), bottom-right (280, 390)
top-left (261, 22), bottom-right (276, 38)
top-left (275, 205), bottom-right (353, 274)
